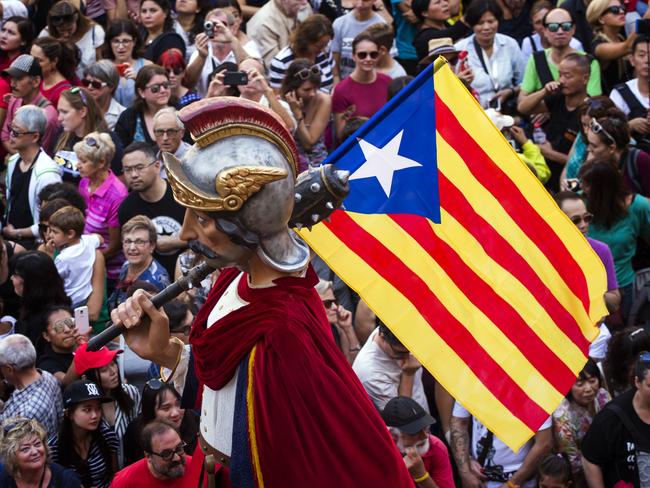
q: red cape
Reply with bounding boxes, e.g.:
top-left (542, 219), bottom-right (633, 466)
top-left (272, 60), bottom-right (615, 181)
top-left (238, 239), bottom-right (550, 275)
top-left (189, 266), bottom-right (413, 487)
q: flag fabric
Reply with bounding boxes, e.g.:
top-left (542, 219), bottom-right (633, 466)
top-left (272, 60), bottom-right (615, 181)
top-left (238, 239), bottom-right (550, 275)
top-left (298, 59), bottom-right (609, 451)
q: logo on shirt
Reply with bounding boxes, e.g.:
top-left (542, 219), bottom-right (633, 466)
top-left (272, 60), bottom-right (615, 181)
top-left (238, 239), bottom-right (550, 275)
top-left (152, 216), bottom-right (182, 255)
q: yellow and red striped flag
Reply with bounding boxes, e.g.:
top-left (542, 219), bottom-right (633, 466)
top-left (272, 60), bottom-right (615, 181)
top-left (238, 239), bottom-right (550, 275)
top-left (298, 59), bottom-right (608, 450)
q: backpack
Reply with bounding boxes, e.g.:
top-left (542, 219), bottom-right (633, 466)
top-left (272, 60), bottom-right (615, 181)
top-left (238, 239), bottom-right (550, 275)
top-left (629, 267), bottom-right (650, 328)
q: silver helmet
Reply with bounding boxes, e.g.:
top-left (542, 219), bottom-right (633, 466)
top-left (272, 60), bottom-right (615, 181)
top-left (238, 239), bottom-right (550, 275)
top-left (164, 97), bottom-right (310, 273)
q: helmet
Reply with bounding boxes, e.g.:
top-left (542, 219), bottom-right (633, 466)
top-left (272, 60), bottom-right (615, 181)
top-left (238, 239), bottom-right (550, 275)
top-left (164, 97), bottom-right (310, 273)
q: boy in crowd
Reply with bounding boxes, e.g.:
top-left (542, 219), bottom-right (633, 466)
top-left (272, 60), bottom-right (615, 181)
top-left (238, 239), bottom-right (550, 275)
top-left (47, 206), bottom-right (102, 308)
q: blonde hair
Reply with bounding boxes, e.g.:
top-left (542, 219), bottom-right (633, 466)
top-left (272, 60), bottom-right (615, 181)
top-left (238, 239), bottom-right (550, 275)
top-left (73, 131), bottom-right (115, 168)
top-left (0, 418), bottom-right (49, 478)
top-left (586, 0), bottom-right (618, 27)
top-left (122, 215), bottom-right (157, 245)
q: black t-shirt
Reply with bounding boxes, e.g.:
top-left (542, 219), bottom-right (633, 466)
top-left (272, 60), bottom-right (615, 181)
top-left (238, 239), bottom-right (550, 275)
top-left (543, 92), bottom-right (580, 191)
top-left (36, 344), bottom-right (73, 377)
top-left (582, 389), bottom-right (650, 488)
top-left (412, 21), bottom-right (472, 62)
top-left (7, 160), bottom-right (34, 230)
top-left (118, 183), bottom-right (186, 277)
top-left (591, 34), bottom-right (630, 94)
top-left (497, 3), bottom-right (532, 45)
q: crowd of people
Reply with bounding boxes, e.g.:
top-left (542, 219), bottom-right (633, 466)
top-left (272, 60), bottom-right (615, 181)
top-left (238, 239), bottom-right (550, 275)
top-left (0, 0), bottom-right (646, 485)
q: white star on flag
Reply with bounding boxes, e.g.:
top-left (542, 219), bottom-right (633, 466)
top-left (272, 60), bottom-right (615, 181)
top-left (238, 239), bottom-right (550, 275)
top-left (349, 130), bottom-right (423, 198)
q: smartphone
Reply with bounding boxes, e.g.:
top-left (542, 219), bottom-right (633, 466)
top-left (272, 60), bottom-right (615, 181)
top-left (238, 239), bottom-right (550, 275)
top-left (223, 71), bottom-right (248, 86)
top-left (116, 63), bottom-right (129, 77)
top-left (74, 306), bottom-right (90, 334)
top-left (638, 19), bottom-right (650, 35)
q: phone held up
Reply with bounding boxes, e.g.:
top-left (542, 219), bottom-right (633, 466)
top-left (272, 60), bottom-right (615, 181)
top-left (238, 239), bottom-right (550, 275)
top-left (74, 305), bottom-right (91, 335)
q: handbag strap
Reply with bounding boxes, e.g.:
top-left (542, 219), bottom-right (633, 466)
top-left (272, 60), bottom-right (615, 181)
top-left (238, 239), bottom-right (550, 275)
top-left (473, 37), bottom-right (498, 92)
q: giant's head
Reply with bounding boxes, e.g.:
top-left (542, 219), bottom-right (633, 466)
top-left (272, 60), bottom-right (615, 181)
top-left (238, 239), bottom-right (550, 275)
top-left (164, 97), bottom-right (309, 273)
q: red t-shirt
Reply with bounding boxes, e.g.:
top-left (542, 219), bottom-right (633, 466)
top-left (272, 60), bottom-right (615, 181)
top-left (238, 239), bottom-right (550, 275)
top-left (332, 72), bottom-right (392, 119)
top-left (110, 456), bottom-right (193, 487)
top-left (421, 435), bottom-right (455, 488)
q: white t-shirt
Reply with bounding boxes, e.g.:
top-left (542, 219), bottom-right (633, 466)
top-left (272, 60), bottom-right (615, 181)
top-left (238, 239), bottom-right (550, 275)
top-left (610, 78), bottom-right (650, 116)
top-left (39, 24), bottom-right (105, 78)
top-left (352, 328), bottom-right (429, 413)
top-left (452, 402), bottom-right (551, 488)
top-left (54, 234), bottom-right (100, 305)
top-left (189, 40), bottom-right (262, 98)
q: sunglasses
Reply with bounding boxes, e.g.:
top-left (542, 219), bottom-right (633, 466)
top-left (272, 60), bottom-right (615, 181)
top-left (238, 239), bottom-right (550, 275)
top-left (51, 317), bottom-right (75, 334)
top-left (605, 5), bottom-right (625, 14)
top-left (146, 378), bottom-right (164, 391)
top-left (355, 50), bottom-right (380, 60)
top-left (149, 442), bottom-right (186, 461)
top-left (570, 213), bottom-right (593, 226)
top-left (9, 126), bottom-right (35, 138)
top-left (69, 86), bottom-right (88, 106)
top-left (295, 65), bottom-right (321, 80)
top-left (81, 78), bottom-right (108, 90)
top-left (545, 21), bottom-right (574, 32)
top-left (165, 67), bottom-right (185, 76)
top-left (84, 136), bottom-right (99, 148)
top-left (51, 13), bottom-right (75, 25)
top-left (321, 299), bottom-right (337, 309)
top-left (146, 82), bottom-right (170, 93)
top-left (590, 118), bottom-right (616, 144)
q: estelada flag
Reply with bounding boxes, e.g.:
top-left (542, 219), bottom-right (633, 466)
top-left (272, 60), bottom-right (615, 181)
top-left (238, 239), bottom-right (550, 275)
top-left (298, 58), bottom-right (608, 451)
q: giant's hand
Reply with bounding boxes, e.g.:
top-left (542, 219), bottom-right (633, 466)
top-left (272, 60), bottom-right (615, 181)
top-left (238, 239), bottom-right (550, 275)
top-left (110, 289), bottom-right (170, 362)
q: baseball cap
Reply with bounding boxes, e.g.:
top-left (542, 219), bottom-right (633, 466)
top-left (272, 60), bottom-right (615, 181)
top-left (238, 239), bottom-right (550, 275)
top-left (2, 54), bottom-right (42, 79)
top-left (382, 396), bottom-right (435, 435)
top-left (63, 380), bottom-right (111, 408)
top-left (73, 342), bottom-right (123, 375)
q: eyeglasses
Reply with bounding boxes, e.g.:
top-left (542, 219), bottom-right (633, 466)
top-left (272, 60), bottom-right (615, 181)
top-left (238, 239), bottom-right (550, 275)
top-left (570, 213), bottom-right (593, 226)
top-left (153, 128), bottom-right (181, 137)
top-left (123, 160), bottom-right (156, 174)
top-left (69, 86), bottom-right (88, 106)
top-left (9, 126), bottom-right (35, 138)
top-left (545, 21), bottom-right (574, 32)
top-left (51, 317), bottom-right (75, 333)
top-left (149, 442), bottom-right (186, 461)
top-left (111, 38), bottom-right (134, 46)
top-left (605, 5), bottom-right (625, 14)
top-left (145, 82), bottom-right (170, 93)
top-left (294, 65), bottom-right (321, 80)
top-left (122, 238), bottom-right (150, 247)
top-left (51, 13), bottom-right (75, 25)
top-left (81, 78), bottom-right (108, 90)
top-left (165, 67), bottom-right (185, 76)
top-left (590, 118), bottom-right (616, 144)
top-left (355, 50), bottom-right (380, 60)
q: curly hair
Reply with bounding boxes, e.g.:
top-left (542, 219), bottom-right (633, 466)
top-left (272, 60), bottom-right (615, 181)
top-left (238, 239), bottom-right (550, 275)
top-left (0, 417), bottom-right (49, 478)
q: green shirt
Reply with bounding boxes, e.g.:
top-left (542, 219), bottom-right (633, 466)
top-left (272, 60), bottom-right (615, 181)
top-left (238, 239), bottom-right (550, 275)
top-left (521, 48), bottom-right (602, 96)
top-left (588, 195), bottom-right (650, 288)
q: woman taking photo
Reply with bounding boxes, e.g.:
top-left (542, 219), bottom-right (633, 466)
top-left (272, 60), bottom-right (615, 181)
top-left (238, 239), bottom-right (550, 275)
top-left (114, 65), bottom-right (173, 148)
top-left (453, 0), bottom-right (525, 110)
top-left (270, 14), bottom-right (336, 93)
top-left (580, 158), bottom-right (650, 321)
top-left (54, 87), bottom-right (124, 182)
top-left (108, 215), bottom-right (170, 311)
top-left (40, 1), bottom-right (105, 77)
top-left (281, 59), bottom-right (332, 169)
top-left (157, 48), bottom-right (200, 109)
top-left (122, 380), bottom-right (198, 466)
top-left (74, 132), bottom-right (128, 292)
top-left (101, 19), bottom-right (152, 109)
top-left (138, 0), bottom-right (186, 62)
top-left (49, 380), bottom-right (119, 488)
top-left (0, 417), bottom-right (81, 487)
top-left (553, 359), bottom-right (610, 486)
top-left (11, 251), bottom-right (71, 350)
top-left (332, 32), bottom-right (391, 139)
top-left (586, 0), bottom-right (633, 92)
top-left (30, 37), bottom-right (76, 108)
top-left (74, 349), bottom-right (140, 469)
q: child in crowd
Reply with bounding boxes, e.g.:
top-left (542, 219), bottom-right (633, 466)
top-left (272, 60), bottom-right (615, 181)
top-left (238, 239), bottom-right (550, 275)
top-left (537, 453), bottom-right (574, 488)
top-left (47, 206), bottom-right (103, 308)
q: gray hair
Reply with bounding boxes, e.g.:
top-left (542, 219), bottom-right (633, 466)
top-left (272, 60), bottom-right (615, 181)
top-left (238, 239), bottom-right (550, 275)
top-left (153, 107), bottom-right (184, 129)
top-left (83, 60), bottom-right (119, 92)
top-left (0, 335), bottom-right (36, 370)
top-left (13, 105), bottom-right (47, 140)
top-left (315, 279), bottom-right (333, 295)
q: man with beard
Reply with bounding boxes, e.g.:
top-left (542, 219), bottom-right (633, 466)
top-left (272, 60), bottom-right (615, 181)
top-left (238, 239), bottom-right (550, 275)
top-left (111, 421), bottom-right (192, 487)
top-left (118, 142), bottom-right (186, 277)
top-left (383, 396), bottom-right (455, 488)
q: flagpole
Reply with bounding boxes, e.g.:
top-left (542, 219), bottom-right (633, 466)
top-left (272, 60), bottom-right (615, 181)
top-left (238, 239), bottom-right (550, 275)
top-left (433, 56), bottom-right (448, 74)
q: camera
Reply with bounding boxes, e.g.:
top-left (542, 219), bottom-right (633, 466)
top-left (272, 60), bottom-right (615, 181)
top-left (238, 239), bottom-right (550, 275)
top-left (204, 20), bottom-right (215, 38)
top-left (223, 71), bottom-right (248, 86)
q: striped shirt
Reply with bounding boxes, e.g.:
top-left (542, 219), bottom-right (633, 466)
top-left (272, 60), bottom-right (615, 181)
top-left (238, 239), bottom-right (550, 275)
top-left (49, 420), bottom-right (119, 488)
top-left (269, 46), bottom-right (335, 94)
top-left (79, 171), bottom-right (128, 280)
top-left (110, 383), bottom-right (141, 468)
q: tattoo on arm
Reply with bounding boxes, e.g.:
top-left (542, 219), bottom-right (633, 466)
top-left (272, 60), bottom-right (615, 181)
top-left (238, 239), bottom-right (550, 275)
top-left (450, 418), bottom-right (471, 472)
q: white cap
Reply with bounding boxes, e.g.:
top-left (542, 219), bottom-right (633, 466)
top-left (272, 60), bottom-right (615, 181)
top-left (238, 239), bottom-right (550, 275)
top-left (485, 108), bottom-right (515, 131)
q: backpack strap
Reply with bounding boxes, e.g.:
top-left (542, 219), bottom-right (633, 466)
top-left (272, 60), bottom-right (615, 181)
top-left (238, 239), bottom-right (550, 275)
top-left (533, 50), bottom-right (554, 87)
top-left (616, 83), bottom-right (647, 118)
top-left (625, 148), bottom-right (644, 194)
